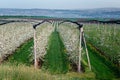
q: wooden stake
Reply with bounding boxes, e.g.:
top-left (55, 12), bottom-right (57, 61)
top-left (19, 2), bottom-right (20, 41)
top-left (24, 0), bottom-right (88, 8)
top-left (34, 29), bottom-right (38, 69)
top-left (78, 27), bottom-right (82, 72)
top-left (83, 32), bottom-right (91, 71)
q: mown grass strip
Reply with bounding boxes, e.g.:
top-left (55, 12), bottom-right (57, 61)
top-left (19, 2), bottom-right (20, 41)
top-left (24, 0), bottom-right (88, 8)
top-left (6, 39), bottom-right (33, 66)
top-left (87, 43), bottom-right (119, 79)
top-left (43, 31), bottom-right (69, 74)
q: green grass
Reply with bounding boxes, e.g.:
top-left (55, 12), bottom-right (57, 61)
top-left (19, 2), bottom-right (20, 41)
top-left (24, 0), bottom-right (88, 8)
top-left (43, 31), bottom-right (69, 74)
top-left (0, 29), bottom-right (95, 80)
top-left (0, 35), bottom-right (95, 80)
top-left (5, 38), bottom-right (33, 66)
top-left (0, 64), bottom-right (95, 80)
top-left (84, 23), bottom-right (120, 66)
top-left (87, 43), bottom-right (119, 79)
top-left (1, 22), bottom-right (119, 79)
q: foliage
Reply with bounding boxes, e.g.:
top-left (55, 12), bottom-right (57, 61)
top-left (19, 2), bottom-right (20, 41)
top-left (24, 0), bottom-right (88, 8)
top-left (5, 39), bottom-right (33, 66)
top-left (84, 23), bottom-right (120, 66)
top-left (35, 23), bottom-right (54, 59)
top-left (0, 22), bottom-right (33, 62)
top-left (58, 23), bottom-right (79, 65)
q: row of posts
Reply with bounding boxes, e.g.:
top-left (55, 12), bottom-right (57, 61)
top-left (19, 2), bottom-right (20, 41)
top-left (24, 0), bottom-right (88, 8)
top-left (33, 20), bottom-right (91, 72)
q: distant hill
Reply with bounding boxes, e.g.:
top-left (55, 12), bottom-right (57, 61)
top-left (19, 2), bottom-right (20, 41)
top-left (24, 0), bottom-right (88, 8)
top-left (0, 8), bottom-right (120, 19)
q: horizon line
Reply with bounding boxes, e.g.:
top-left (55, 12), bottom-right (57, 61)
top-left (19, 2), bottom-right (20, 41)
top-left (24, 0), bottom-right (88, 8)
top-left (0, 7), bottom-right (120, 10)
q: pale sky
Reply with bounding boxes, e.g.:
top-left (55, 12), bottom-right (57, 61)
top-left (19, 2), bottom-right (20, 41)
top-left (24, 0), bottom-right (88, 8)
top-left (0, 0), bottom-right (120, 9)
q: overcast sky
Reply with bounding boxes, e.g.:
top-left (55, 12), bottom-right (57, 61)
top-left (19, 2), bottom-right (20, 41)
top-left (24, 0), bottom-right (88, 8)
top-left (0, 0), bottom-right (120, 9)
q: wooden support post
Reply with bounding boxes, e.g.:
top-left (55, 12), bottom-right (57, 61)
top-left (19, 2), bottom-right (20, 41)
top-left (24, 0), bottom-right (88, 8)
top-left (78, 27), bottom-right (82, 72)
top-left (83, 32), bottom-right (91, 71)
top-left (34, 29), bottom-right (38, 69)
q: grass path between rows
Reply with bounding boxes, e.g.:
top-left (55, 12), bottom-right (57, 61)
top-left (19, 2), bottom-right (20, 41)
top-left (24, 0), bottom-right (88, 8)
top-left (43, 29), bottom-right (69, 74)
top-left (1, 22), bottom-right (119, 79)
top-left (5, 38), bottom-right (33, 66)
top-left (87, 43), bottom-right (119, 80)
top-left (0, 37), bottom-right (95, 80)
